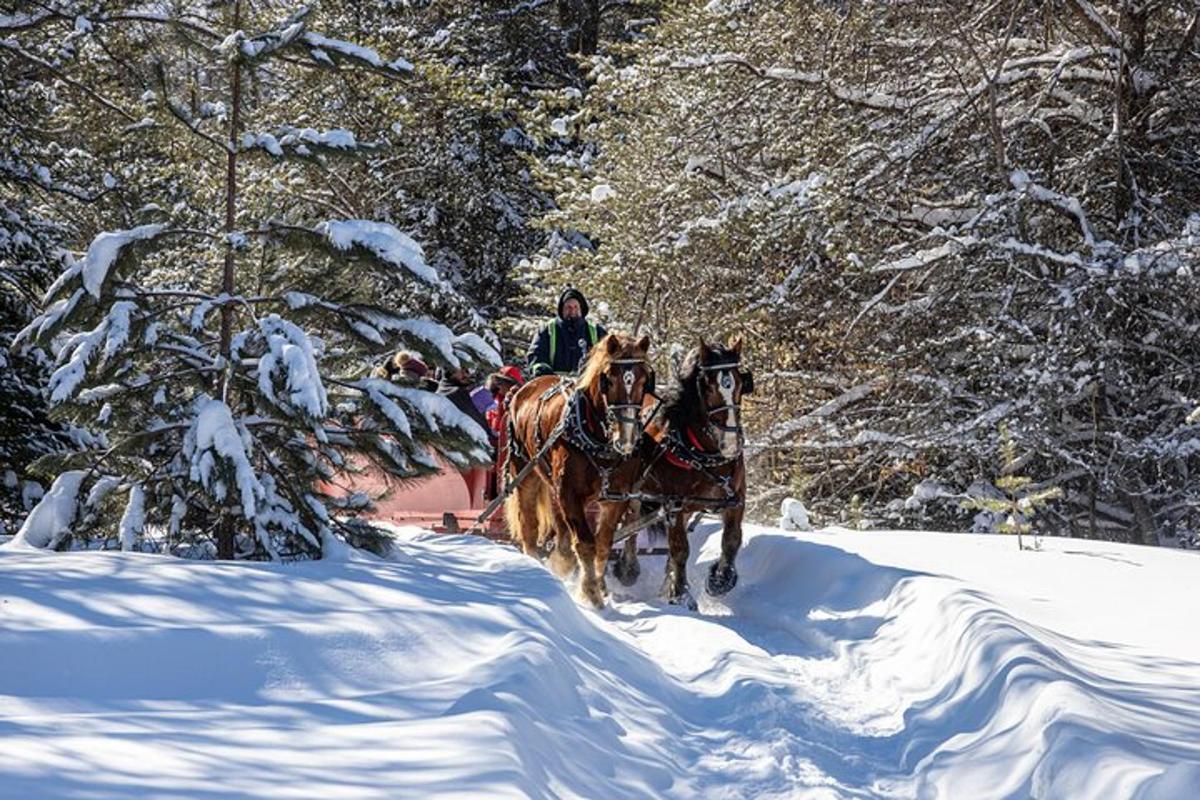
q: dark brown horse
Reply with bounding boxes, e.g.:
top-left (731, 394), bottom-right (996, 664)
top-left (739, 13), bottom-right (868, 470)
top-left (616, 338), bottom-right (753, 608)
top-left (504, 333), bottom-right (655, 607)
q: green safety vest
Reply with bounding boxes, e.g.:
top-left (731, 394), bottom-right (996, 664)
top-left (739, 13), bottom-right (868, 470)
top-left (547, 320), bottom-right (598, 374)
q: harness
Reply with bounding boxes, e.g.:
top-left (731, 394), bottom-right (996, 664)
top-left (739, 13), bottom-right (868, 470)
top-left (664, 424), bottom-right (735, 470)
top-left (562, 356), bottom-right (650, 460)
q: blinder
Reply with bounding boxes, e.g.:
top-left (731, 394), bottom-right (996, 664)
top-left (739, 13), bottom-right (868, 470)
top-left (696, 359), bottom-right (748, 440)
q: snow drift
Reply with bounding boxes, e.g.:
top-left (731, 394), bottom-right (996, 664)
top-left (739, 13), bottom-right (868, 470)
top-left (1, 525), bottom-right (1198, 798)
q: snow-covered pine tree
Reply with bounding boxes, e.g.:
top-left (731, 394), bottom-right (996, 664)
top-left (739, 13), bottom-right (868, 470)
top-left (0, 204), bottom-right (75, 535)
top-left (12, 3), bottom-right (499, 559)
top-left (1, 10), bottom-right (103, 536)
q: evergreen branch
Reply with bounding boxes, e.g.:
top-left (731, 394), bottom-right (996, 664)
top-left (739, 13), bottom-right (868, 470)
top-left (153, 62), bottom-right (232, 154)
top-left (0, 38), bottom-right (138, 122)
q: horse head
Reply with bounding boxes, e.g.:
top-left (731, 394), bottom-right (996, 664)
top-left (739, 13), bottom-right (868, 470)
top-left (580, 333), bottom-right (655, 457)
top-left (691, 336), bottom-right (753, 459)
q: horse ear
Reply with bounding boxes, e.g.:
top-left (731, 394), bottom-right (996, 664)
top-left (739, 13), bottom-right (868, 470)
top-left (729, 335), bottom-right (743, 356)
top-left (636, 334), bottom-right (650, 354)
top-left (698, 337), bottom-right (711, 358)
top-left (605, 334), bottom-right (620, 355)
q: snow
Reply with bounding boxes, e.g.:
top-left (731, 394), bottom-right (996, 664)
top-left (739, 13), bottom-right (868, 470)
top-left (360, 379), bottom-right (414, 438)
top-left (183, 398), bottom-right (261, 518)
top-left (103, 300), bottom-right (137, 357)
top-left (1, 525), bottom-right (1197, 797)
top-left (47, 323), bottom-right (106, 404)
top-left (318, 219), bottom-right (438, 285)
top-left (389, 385), bottom-right (491, 451)
top-left (79, 224), bottom-right (165, 298)
top-left (256, 315), bottom-right (328, 421)
top-left (242, 127), bottom-right (362, 157)
top-left (118, 484), bottom-right (144, 551)
top-left (9, 471), bottom-right (84, 549)
top-left (590, 183), bottom-right (616, 203)
top-left (301, 32), bottom-right (414, 74)
top-left (778, 497), bottom-right (811, 530)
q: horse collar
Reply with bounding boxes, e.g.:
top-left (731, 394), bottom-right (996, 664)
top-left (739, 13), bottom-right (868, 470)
top-left (665, 422), bottom-right (736, 470)
top-left (564, 390), bottom-right (615, 458)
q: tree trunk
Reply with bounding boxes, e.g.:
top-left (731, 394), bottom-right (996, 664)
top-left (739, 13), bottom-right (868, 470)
top-left (1114, 1), bottom-right (1149, 225)
top-left (558, 0), bottom-right (601, 55)
top-left (216, 0), bottom-right (243, 561)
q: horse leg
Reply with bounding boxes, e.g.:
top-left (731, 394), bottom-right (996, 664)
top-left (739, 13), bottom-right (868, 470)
top-left (504, 475), bottom-right (543, 558)
top-left (611, 504), bottom-right (645, 586)
top-left (546, 514), bottom-right (577, 578)
top-left (707, 504), bottom-right (744, 596)
top-left (660, 510), bottom-right (696, 610)
top-left (563, 492), bottom-right (604, 608)
top-left (543, 483), bottom-right (579, 578)
top-left (593, 501), bottom-right (628, 597)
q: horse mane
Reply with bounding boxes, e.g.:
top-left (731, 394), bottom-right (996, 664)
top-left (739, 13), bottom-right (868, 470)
top-left (662, 343), bottom-right (741, 428)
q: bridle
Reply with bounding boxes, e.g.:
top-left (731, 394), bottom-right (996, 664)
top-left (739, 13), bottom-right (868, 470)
top-left (696, 360), bottom-right (745, 444)
top-left (599, 356), bottom-right (655, 441)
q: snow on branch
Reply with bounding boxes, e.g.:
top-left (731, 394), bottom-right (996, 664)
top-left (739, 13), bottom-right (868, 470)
top-left (47, 300), bottom-right (142, 404)
top-left (217, 21), bottom-right (306, 63)
top-left (871, 237), bottom-right (977, 273)
top-left (8, 471), bottom-right (86, 550)
top-left (1065, 0), bottom-right (1123, 48)
top-left (183, 398), bottom-right (264, 520)
top-left (300, 32), bottom-right (413, 76)
top-left (281, 294), bottom-right (498, 370)
top-left (64, 224), bottom-right (166, 300)
top-left (118, 484), bottom-right (145, 552)
top-left (240, 127), bottom-right (382, 160)
top-left (745, 378), bottom-right (887, 457)
top-left (1010, 170), bottom-right (1102, 250)
top-left (316, 219), bottom-right (437, 284)
top-left (669, 54), bottom-right (917, 111)
top-left (255, 315), bottom-right (329, 423)
top-left (0, 9), bottom-right (53, 31)
top-left (352, 380), bottom-right (491, 456)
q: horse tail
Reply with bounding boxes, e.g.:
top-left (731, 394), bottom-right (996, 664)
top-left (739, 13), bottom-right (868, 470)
top-left (534, 481), bottom-right (556, 549)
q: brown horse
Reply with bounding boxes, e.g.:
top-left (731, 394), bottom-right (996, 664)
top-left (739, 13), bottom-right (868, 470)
top-left (504, 333), bottom-right (655, 607)
top-left (615, 338), bottom-right (753, 609)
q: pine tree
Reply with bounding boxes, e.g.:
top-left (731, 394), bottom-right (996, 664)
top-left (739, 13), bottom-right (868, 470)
top-left (0, 204), bottom-right (75, 534)
top-left (963, 425), bottom-right (1062, 551)
top-left (12, 3), bottom-right (499, 559)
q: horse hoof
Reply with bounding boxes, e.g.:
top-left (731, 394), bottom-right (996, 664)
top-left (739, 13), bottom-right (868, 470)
top-left (661, 575), bottom-right (697, 611)
top-left (547, 548), bottom-right (577, 579)
top-left (612, 556), bottom-right (641, 587)
top-left (706, 562), bottom-right (738, 596)
top-left (668, 587), bottom-right (698, 612)
top-left (579, 585), bottom-right (606, 609)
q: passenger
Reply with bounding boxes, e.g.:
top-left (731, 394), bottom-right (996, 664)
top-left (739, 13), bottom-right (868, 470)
top-left (435, 366), bottom-right (491, 435)
top-left (374, 350), bottom-right (435, 390)
top-left (526, 286), bottom-right (607, 377)
top-left (483, 366), bottom-right (525, 499)
top-left (485, 365), bottom-right (525, 440)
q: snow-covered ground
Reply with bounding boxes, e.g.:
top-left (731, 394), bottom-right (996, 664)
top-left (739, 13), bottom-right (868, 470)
top-left (2, 524), bottom-right (1199, 799)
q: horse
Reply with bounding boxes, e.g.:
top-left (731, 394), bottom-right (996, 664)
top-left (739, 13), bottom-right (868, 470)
top-left (504, 333), bottom-right (656, 607)
top-left (614, 338), bottom-right (753, 609)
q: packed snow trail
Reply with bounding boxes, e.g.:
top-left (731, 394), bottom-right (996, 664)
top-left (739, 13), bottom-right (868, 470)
top-left (1, 525), bottom-right (1198, 798)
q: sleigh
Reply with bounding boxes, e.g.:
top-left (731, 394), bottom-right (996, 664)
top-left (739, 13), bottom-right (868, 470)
top-left (320, 451), bottom-right (670, 553)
